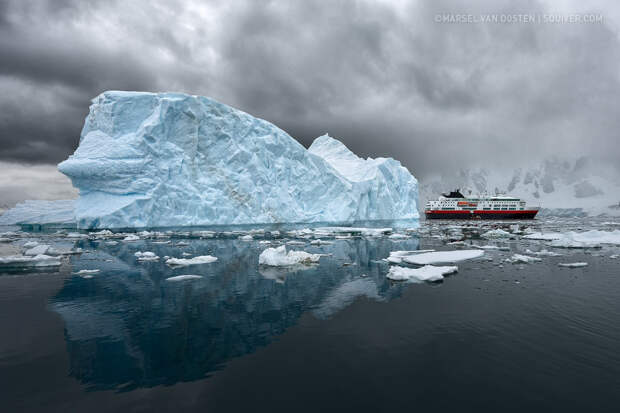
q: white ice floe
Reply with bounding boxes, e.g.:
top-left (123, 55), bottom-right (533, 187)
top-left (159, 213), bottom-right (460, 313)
top-left (386, 249), bottom-right (435, 264)
top-left (239, 235), bottom-right (253, 241)
top-left (66, 232), bottom-right (88, 239)
top-left (481, 229), bottom-right (512, 238)
top-left (0, 254), bottom-right (61, 267)
top-left (609, 254), bottom-right (619, 259)
top-left (388, 233), bottom-right (409, 239)
top-left (558, 262), bottom-right (588, 268)
top-left (403, 250), bottom-right (484, 265)
top-left (549, 230), bottom-right (620, 248)
top-left (310, 239), bottom-right (333, 245)
top-left (165, 255), bottom-right (218, 266)
top-left (74, 269), bottom-right (100, 275)
top-left (506, 254), bottom-right (542, 264)
top-left (24, 244), bottom-right (50, 256)
top-left (258, 245), bottom-right (323, 266)
top-left (134, 251), bottom-right (159, 261)
top-left (525, 249), bottom-right (563, 257)
top-left (165, 275), bottom-right (203, 281)
top-left (23, 241), bottom-right (39, 248)
top-left (105, 240), bottom-right (118, 245)
top-left (123, 234), bottom-right (140, 241)
top-left (387, 265), bottom-right (458, 282)
top-left (522, 232), bottom-right (564, 241)
top-left (286, 240), bottom-right (306, 246)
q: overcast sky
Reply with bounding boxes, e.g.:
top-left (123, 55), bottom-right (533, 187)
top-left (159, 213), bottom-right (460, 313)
top-left (1, 0), bottom-right (619, 205)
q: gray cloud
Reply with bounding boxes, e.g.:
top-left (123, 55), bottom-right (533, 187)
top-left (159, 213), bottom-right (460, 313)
top-left (0, 0), bottom-right (619, 206)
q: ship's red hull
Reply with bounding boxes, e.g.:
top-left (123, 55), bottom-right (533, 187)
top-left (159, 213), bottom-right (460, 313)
top-left (425, 210), bottom-right (539, 219)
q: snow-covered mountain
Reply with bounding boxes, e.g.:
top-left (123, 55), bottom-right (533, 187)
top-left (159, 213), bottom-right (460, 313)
top-left (419, 157), bottom-right (620, 217)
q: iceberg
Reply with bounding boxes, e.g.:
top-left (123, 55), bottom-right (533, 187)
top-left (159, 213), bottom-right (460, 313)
top-left (55, 91), bottom-right (419, 229)
top-left (0, 199), bottom-right (75, 226)
top-left (165, 255), bottom-right (218, 266)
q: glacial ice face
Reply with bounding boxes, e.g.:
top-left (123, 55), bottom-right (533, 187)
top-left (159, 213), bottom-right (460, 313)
top-left (58, 91), bottom-right (418, 229)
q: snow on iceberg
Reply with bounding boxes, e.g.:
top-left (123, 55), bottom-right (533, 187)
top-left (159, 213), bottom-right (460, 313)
top-left (387, 265), bottom-right (458, 282)
top-left (403, 250), bottom-right (484, 265)
top-left (57, 91), bottom-right (419, 228)
top-left (258, 245), bottom-right (323, 266)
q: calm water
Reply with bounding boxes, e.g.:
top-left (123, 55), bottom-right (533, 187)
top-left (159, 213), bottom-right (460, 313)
top-left (1, 219), bottom-right (619, 412)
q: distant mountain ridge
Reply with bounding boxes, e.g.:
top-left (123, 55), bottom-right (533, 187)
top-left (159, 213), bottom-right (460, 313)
top-left (419, 157), bottom-right (620, 217)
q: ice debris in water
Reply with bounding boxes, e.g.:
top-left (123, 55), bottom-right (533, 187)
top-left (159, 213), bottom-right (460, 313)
top-left (525, 249), bottom-right (563, 257)
top-left (54, 91), bottom-right (418, 228)
top-left (24, 244), bottom-right (50, 256)
top-left (506, 254), bottom-right (542, 264)
top-left (481, 229), bottom-right (512, 239)
top-left (165, 255), bottom-right (217, 266)
top-left (0, 254), bottom-right (61, 267)
top-left (403, 250), bottom-right (484, 265)
top-left (387, 265), bottom-right (458, 282)
top-left (74, 269), bottom-right (100, 275)
top-left (123, 234), bottom-right (140, 242)
top-left (258, 245), bottom-right (323, 266)
top-left (165, 275), bottom-right (203, 281)
top-left (134, 251), bottom-right (159, 261)
top-left (558, 262), bottom-right (588, 268)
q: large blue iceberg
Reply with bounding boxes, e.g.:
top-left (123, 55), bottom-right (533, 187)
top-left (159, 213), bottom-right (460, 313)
top-left (55, 91), bottom-right (418, 228)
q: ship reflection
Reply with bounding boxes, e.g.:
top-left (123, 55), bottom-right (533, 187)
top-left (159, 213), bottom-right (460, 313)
top-left (51, 236), bottom-right (418, 391)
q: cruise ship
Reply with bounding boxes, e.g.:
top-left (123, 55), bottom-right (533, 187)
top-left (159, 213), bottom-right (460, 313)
top-left (425, 189), bottom-right (539, 219)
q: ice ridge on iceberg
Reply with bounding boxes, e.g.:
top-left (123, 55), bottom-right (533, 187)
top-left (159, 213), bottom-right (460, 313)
top-left (57, 91), bottom-right (419, 228)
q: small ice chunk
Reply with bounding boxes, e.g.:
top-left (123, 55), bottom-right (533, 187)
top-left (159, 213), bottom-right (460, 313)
top-left (106, 240), bottom-right (118, 245)
top-left (239, 235), bottom-right (253, 241)
top-left (388, 233), bottom-right (409, 239)
top-left (23, 241), bottom-right (39, 248)
top-left (74, 269), bottom-right (100, 274)
top-left (286, 240), bottom-right (306, 245)
top-left (24, 244), bottom-right (51, 256)
top-left (123, 234), bottom-right (140, 241)
top-left (387, 265), bottom-right (458, 282)
top-left (558, 262), bottom-right (588, 268)
top-left (66, 232), bottom-right (88, 239)
top-left (134, 251), bottom-right (159, 261)
top-left (481, 229), bottom-right (512, 239)
top-left (165, 255), bottom-right (218, 266)
top-left (609, 254), bottom-right (619, 259)
top-left (473, 245), bottom-right (500, 250)
top-left (403, 250), bottom-right (484, 265)
top-left (507, 254), bottom-right (542, 264)
top-left (165, 275), bottom-right (203, 281)
top-left (258, 245), bottom-right (322, 266)
top-left (522, 232), bottom-right (564, 241)
top-left (310, 239), bottom-right (333, 245)
top-left (525, 249), bottom-right (563, 257)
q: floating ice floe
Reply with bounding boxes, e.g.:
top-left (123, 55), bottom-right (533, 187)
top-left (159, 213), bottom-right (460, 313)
top-left (165, 255), bottom-right (218, 266)
top-left (506, 254), bottom-right (542, 264)
top-left (123, 234), bottom-right (140, 241)
top-left (165, 275), bottom-right (203, 281)
top-left (258, 245), bottom-right (323, 266)
top-left (548, 230), bottom-right (620, 248)
top-left (74, 269), bottom-right (100, 275)
top-left (558, 262), bottom-right (588, 268)
top-left (403, 250), bottom-right (484, 265)
top-left (522, 232), bottom-right (564, 241)
top-left (481, 229), bottom-right (512, 239)
top-left (24, 244), bottom-right (50, 256)
top-left (386, 250), bottom-right (435, 264)
top-left (387, 265), bottom-right (458, 282)
top-left (310, 239), bottom-right (333, 245)
top-left (134, 251), bottom-right (159, 261)
top-left (525, 249), bottom-right (563, 257)
top-left (286, 240), bottom-right (306, 246)
top-left (239, 235), bottom-right (253, 241)
top-left (66, 232), bottom-right (88, 239)
top-left (23, 241), bottom-right (39, 248)
top-left (0, 254), bottom-right (61, 267)
top-left (609, 254), bottom-right (619, 259)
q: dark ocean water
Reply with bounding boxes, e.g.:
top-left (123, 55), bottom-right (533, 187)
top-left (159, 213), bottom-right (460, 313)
top-left (1, 218), bottom-right (619, 412)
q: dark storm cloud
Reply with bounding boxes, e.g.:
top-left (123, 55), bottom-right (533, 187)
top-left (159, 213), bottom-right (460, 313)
top-left (0, 0), bottom-right (619, 179)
